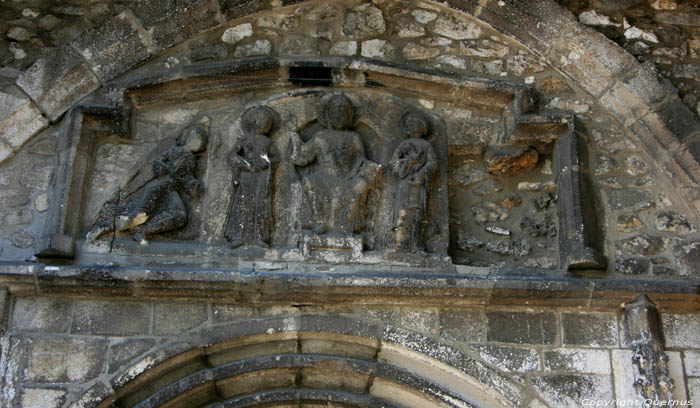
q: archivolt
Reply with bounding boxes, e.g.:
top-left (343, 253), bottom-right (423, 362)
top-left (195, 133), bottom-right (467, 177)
top-left (90, 316), bottom-right (524, 408)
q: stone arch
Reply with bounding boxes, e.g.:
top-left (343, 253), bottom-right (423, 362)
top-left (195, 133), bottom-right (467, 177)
top-left (2, 0), bottom-right (698, 211)
top-left (84, 315), bottom-right (526, 408)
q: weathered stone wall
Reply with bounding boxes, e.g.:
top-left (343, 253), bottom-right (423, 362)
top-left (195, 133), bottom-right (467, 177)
top-left (1, 0), bottom-right (698, 276)
top-left (0, 1), bottom-right (697, 407)
top-left (561, 0), bottom-right (700, 117)
top-left (0, 296), bottom-right (698, 407)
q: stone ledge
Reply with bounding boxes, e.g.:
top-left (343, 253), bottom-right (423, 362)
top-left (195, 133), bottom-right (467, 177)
top-left (0, 262), bottom-right (696, 312)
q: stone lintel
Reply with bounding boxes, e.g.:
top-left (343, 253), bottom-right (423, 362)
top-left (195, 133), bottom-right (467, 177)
top-left (0, 263), bottom-right (697, 312)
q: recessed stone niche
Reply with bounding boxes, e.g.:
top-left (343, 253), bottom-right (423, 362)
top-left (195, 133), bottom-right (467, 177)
top-left (39, 57), bottom-right (602, 271)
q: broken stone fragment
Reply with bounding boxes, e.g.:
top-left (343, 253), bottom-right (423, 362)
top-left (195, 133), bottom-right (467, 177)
top-left (484, 146), bottom-right (538, 177)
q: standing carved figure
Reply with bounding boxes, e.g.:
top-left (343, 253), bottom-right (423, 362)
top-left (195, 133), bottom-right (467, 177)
top-left (87, 119), bottom-right (209, 245)
top-left (389, 110), bottom-right (437, 253)
top-left (224, 106), bottom-right (278, 249)
top-left (290, 94), bottom-right (379, 236)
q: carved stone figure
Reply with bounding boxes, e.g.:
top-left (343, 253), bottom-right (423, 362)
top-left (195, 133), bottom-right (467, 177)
top-left (87, 119), bottom-right (209, 245)
top-left (290, 94), bottom-right (380, 237)
top-left (224, 106), bottom-right (278, 249)
top-left (389, 110), bottom-right (437, 253)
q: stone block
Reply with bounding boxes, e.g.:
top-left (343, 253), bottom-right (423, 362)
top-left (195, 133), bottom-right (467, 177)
top-left (469, 344), bottom-right (540, 372)
top-left (685, 350), bottom-right (700, 377)
top-left (0, 90), bottom-right (48, 153)
top-left (531, 374), bottom-right (613, 408)
top-left (108, 338), bottom-right (158, 373)
top-left (0, 141), bottom-right (11, 162)
top-left (486, 311), bottom-right (558, 345)
top-left (656, 99), bottom-right (700, 144)
top-left (439, 308), bottom-right (484, 343)
top-left (606, 189), bottom-right (654, 211)
top-left (68, 381), bottom-right (113, 408)
top-left (662, 313), bottom-right (700, 348)
top-left (600, 81), bottom-right (652, 127)
top-left (611, 349), bottom-right (645, 408)
top-left (219, 0), bottom-right (269, 21)
top-left (543, 349), bottom-right (611, 374)
top-left (133, 0), bottom-right (219, 52)
top-left (299, 332), bottom-right (378, 361)
top-left (71, 301), bottom-right (151, 335)
top-left (690, 378), bottom-right (700, 406)
top-left (548, 23), bottom-right (637, 97)
top-left (562, 312), bottom-right (618, 347)
top-left (71, 11), bottom-right (150, 82)
top-left (623, 61), bottom-right (676, 106)
top-left (26, 336), bottom-right (108, 383)
top-left (672, 239), bottom-right (700, 276)
top-left (20, 388), bottom-right (67, 408)
top-left (15, 46), bottom-right (101, 121)
top-left (11, 297), bottom-right (72, 332)
top-left (153, 302), bottom-right (208, 335)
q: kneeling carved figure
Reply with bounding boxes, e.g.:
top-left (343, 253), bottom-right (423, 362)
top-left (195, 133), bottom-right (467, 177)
top-left (87, 118), bottom-right (209, 245)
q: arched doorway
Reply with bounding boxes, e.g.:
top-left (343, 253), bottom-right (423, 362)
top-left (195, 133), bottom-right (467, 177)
top-left (93, 316), bottom-right (525, 408)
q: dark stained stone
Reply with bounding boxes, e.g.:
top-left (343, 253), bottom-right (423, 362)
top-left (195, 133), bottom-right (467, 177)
top-left (486, 311), bottom-right (557, 345)
top-left (615, 258), bottom-right (650, 275)
top-left (606, 189), bottom-right (654, 211)
top-left (672, 240), bottom-right (700, 276)
top-left (562, 313), bottom-right (618, 347)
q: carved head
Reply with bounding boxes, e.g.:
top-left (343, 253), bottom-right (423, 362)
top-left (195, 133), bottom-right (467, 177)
top-left (320, 94), bottom-right (354, 130)
top-left (180, 119), bottom-right (209, 153)
top-left (241, 106), bottom-right (275, 136)
top-left (398, 110), bottom-right (430, 139)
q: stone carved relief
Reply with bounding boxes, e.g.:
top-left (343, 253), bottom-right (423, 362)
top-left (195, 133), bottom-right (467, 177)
top-left (49, 60), bottom-right (594, 271)
top-left (224, 106), bottom-right (278, 249)
top-left (287, 94), bottom-right (381, 257)
top-left (86, 117), bottom-right (210, 245)
top-left (389, 111), bottom-right (437, 253)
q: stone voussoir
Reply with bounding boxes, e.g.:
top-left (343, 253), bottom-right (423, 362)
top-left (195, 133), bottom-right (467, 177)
top-left (15, 45), bottom-right (101, 122)
top-left (70, 10), bottom-right (151, 83)
top-left (0, 90), bottom-right (48, 162)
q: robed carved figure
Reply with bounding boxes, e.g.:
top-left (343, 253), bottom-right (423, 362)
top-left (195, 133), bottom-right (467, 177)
top-left (87, 118), bottom-right (209, 245)
top-left (290, 94), bottom-right (380, 237)
top-left (224, 106), bottom-right (278, 249)
top-left (390, 110), bottom-right (437, 253)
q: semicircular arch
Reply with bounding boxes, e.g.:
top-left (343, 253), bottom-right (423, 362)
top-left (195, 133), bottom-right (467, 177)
top-left (88, 315), bottom-right (526, 408)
